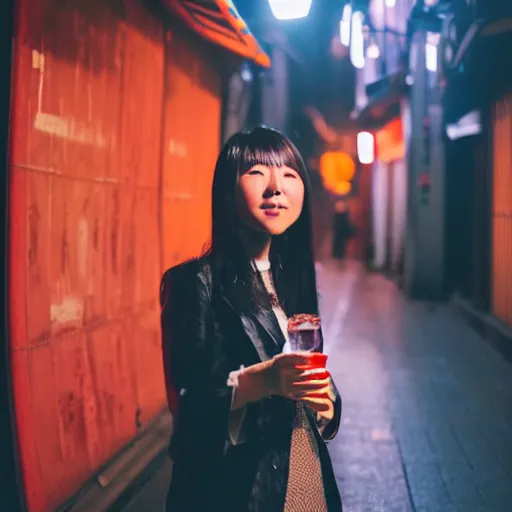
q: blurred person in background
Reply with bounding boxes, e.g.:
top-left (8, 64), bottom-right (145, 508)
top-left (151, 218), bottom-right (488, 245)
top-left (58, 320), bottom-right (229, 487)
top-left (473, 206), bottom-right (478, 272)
top-left (332, 198), bottom-right (355, 262)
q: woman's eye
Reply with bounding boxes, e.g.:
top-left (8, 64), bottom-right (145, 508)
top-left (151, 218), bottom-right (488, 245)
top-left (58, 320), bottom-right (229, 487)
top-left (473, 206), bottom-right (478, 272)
top-left (248, 170), bottom-right (264, 175)
top-left (284, 172), bottom-right (297, 178)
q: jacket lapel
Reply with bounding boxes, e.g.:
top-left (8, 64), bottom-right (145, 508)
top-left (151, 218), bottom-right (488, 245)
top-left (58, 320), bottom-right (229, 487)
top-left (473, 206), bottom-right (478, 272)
top-left (222, 295), bottom-right (285, 362)
top-left (253, 307), bottom-right (286, 354)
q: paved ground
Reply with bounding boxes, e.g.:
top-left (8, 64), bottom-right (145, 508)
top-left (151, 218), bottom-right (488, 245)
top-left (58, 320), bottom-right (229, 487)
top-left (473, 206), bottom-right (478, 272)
top-left (119, 262), bottom-right (512, 512)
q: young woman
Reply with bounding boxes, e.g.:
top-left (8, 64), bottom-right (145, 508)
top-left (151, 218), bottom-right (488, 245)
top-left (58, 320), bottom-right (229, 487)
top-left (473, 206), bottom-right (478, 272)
top-left (160, 126), bottom-right (343, 511)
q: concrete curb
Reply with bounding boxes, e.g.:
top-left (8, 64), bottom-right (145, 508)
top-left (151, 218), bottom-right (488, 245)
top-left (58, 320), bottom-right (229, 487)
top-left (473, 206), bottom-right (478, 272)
top-left (58, 410), bottom-right (172, 512)
top-left (451, 294), bottom-right (512, 365)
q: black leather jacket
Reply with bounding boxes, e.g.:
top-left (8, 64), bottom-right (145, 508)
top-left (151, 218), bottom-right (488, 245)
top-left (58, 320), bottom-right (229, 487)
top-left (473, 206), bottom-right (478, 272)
top-left (160, 257), bottom-right (343, 511)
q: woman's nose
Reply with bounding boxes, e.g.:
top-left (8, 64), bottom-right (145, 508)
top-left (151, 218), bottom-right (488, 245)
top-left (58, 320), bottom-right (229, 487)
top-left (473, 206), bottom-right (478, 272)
top-left (265, 170), bottom-right (282, 197)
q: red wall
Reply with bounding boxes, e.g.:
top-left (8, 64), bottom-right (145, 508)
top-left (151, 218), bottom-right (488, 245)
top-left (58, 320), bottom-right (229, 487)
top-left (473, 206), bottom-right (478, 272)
top-left (491, 93), bottom-right (512, 328)
top-left (8, 1), bottom-right (221, 510)
top-left (160, 28), bottom-right (221, 267)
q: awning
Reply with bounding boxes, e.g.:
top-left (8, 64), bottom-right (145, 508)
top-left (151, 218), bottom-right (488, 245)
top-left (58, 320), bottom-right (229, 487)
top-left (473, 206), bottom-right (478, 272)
top-left (355, 71), bottom-right (407, 132)
top-left (164, 0), bottom-right (271, 68)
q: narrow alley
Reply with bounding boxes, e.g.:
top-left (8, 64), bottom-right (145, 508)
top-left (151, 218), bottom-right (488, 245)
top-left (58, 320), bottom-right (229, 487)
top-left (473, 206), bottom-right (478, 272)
top-left (3, 2), bottom-right (512, 511)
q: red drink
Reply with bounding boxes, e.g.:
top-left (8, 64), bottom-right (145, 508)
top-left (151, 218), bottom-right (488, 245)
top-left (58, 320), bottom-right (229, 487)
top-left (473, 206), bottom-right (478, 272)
top-left (287, 314), bottom-right (326, 369)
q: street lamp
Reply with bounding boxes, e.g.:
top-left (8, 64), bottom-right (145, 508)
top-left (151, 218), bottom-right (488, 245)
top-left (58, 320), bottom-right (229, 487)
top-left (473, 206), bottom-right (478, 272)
top-left (367, 38), bottom-right (380, 59)
top-left (340, 3), bottom-right (406, 71)
top-left (357, 131), bottom-right (375, 164)
top-left (340, 3), bottom-right (352, 46)
top-left (425, 31), bottom-right (440, 72)
top-left (268, 0), bottom-right (313, 20)
top-left (350, 11), bottom-right (366, 69)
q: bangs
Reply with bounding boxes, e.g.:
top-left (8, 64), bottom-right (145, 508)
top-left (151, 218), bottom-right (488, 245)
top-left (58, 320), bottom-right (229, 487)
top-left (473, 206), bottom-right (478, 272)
top-left (230, 127), bottom-right (304, 176)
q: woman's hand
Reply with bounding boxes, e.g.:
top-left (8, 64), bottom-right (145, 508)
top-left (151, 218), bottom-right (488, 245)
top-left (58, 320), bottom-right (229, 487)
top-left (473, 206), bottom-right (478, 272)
top-left (298, 372), bottom-right (336, 421)
top-left (268, 355), bottom-right (335, 421)
top-left (264, 354), bottom-right (334, 409)
top-left (231, 353), bottom-right (335, 414)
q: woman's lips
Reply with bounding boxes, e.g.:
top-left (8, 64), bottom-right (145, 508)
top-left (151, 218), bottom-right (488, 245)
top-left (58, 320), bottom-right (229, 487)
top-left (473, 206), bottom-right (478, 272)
top-left (261, 203), bottom-right (286, 217)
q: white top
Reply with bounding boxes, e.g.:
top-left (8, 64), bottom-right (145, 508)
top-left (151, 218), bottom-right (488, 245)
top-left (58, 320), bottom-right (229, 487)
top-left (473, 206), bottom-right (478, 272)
top-left (228, 260), bottom-right (289, 445)
top-left (254, 260), bottom-right (291, 352)
top-left (254, 259), bottom-right (271, 272)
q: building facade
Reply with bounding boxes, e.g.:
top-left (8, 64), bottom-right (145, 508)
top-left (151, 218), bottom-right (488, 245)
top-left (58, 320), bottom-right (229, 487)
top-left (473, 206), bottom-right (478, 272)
top-left (352, 0), bottom-right (413, 279)
top-left (442, 0), bottom-right (512, 358)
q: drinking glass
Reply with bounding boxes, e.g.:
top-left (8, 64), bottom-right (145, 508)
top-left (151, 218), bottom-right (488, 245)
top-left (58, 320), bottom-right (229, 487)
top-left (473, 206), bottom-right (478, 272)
top-left (287, 314), bottom-right (327, 370)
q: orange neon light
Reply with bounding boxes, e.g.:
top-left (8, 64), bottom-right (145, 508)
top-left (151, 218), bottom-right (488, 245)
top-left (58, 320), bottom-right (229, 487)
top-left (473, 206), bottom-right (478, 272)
top-left (319, 151), bottom-right (356, 195)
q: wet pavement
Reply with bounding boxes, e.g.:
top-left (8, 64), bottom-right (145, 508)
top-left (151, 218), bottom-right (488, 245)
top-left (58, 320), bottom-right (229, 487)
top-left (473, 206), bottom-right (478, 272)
top-left (120, 261), bottom-right (512, 512)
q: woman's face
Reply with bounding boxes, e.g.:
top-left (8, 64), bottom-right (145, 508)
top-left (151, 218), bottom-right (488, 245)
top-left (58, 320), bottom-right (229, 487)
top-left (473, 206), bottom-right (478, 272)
top-left (236, 164), bottom-right (305, 236)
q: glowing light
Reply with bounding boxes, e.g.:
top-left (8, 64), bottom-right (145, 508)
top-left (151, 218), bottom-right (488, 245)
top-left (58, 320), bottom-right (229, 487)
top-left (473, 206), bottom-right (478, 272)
top-left (385, 0), bottom-right (396, 7)
top-left (340, 4), bottom-right (352, 47)
top-left (357, 131), bottom-right (375, 164)
top-left (268, 0), bottom-right (312, 20)
top-left (350, 11), bottom-right (365, 69)
top-left (240, 63), bottom-right (252, 82)
top-left (426, 31), bottom-right (440, 72)
top-left (320, 151), bottom-right (356, 195)
top-left (425, 43), bottom-right (437, 72)
top-left (367, 41), bottom-right (380, 59)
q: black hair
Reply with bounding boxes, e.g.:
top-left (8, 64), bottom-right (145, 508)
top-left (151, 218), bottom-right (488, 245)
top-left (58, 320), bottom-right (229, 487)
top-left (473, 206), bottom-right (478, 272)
top-left (205, 126), bottom-right (318, 316)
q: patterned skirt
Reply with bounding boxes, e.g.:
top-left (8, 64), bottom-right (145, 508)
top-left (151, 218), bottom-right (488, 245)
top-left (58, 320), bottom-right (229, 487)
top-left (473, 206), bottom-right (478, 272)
top-left (284, 404), bottom-right (328, 512)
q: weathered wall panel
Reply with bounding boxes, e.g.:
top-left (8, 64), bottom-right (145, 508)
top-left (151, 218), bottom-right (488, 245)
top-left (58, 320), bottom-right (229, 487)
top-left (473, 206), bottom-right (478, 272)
top-left (7, 1), bottom-right (223, 510)
top-left (160, 28), bottom-right (221, 268)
